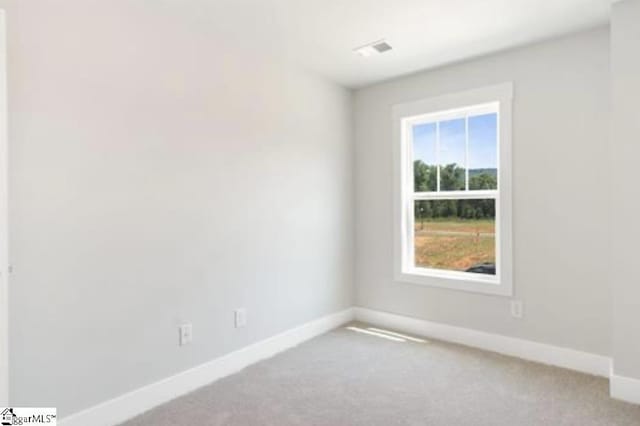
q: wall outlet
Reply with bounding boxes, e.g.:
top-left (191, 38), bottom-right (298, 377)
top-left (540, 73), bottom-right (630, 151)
top-left (179, 323), bottom-right (193, 346)
top-left (510, 300), bottom-right (524, 319)
top-left (234, 308), bottom-right (247, 328)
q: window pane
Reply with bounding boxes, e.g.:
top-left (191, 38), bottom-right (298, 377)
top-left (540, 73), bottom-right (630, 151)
top-left (439, 118), bottom-right (466, 191)
top-left (468, 113), bottom-right (498, 190)
top-left (414, 199), bottom-right (496, 275)
top-left (412, 123), bottom-right (437, 192)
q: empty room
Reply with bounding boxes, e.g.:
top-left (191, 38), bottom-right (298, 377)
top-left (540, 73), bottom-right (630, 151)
top-left (0, 0), bottom-right (639, 425)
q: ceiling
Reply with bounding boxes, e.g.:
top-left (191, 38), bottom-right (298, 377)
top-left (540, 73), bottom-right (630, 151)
top-left (161, 0), bottom-right (609, 89)
top-left (271, 0), bottom-right (610, 88)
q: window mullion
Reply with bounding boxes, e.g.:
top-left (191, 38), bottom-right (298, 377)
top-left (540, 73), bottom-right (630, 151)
top-left (436, 121), bottom-right (440, 192)
top-left (412, 190), bottom-right (497, 200)
top-left (465, 114), bottom-right (469, 191)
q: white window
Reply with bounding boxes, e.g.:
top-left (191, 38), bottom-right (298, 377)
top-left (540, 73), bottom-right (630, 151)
top-left (393, 83), bottom-right (513, 296)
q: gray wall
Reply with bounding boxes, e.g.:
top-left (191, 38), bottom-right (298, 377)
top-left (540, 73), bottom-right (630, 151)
top-left (611, 0), bottom-right (640, 380)
top-left (4, 1), bottom-right (353, 417)
top-left (354, 28), bottom-right (611, 356)
top-left (2, 0), bottom-right (628, 417)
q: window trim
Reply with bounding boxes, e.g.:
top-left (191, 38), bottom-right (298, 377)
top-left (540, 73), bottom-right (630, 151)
top-left (392, 83), bottom-right (513, 297)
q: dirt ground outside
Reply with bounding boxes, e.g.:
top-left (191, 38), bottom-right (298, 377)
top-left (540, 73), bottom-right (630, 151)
top-left (414, 219), bottom-right (495, 272)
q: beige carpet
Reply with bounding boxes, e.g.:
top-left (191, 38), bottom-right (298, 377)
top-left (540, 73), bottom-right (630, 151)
top-left (122, 323), bottom-right (640, 426)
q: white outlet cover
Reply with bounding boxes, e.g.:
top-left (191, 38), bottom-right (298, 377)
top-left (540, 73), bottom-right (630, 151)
top-left (510, 301), bottom-right (523, 319)
top-left (179, 323), bottom-right (193, 346)
top-left (235, 309), bottom-right (247, 328)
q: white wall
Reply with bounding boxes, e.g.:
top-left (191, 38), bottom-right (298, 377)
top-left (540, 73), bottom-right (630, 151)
top-left (354, 28), bottom-right (611, 355)
top-left (611, 0), bottom-right (640, 380)
top-left (2, 0), bottom-right (353, 417)
top-left (0, 0), bottom-right (626, 416)
top-left (0, 9), bottom-right (8, 407)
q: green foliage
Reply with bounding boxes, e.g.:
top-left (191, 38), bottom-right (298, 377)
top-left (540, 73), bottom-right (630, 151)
top-left (413, 160), bottom-right (497, 220)
top-left (439, 163), bottom-right (465, 191)
top-left (413, 160), bottom-right (436, 192)
top-left (469, 173), bottom-right (496, 190)
top-left (415, 199), bottom-right (495, 221)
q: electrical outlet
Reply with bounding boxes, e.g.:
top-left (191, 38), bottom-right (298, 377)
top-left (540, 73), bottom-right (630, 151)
top-left (179, 323), bottom-right (193, 346)
top-left (510, 300), bottom-right (523, 319)
top-left (234, 308), bottom-right (247, 328)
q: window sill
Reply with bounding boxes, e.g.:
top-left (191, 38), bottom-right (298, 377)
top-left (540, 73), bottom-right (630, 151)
top-left (395, 268), bottom-right (512, 297)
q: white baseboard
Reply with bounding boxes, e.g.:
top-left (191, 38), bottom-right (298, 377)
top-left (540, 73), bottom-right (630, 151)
top-left (57, 305), bottom-right (639, 425)
top-left (354, 307), bottom-right (611, 377)
top-left (60, 308), bottom-right (355, 426)
top-left (611, 373), bottom-right (640, 405)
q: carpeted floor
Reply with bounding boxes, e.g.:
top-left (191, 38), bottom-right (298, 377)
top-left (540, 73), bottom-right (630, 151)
top-left (122, 323), bottom-right (640, 426)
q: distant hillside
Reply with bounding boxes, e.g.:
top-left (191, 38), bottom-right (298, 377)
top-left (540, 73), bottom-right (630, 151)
top-left (468, 168), bottom-right (497, 178)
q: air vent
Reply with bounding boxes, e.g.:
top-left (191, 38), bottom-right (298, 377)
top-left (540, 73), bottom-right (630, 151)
top-left (353, 39), bottom-right (392, 57)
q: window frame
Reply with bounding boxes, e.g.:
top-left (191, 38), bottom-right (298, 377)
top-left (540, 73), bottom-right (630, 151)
top-left (392, 83), bottom-right (513, 296)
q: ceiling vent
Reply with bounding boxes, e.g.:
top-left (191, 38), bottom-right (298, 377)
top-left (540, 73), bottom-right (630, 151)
top-left (353, 39), bottom-right (392, 57)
